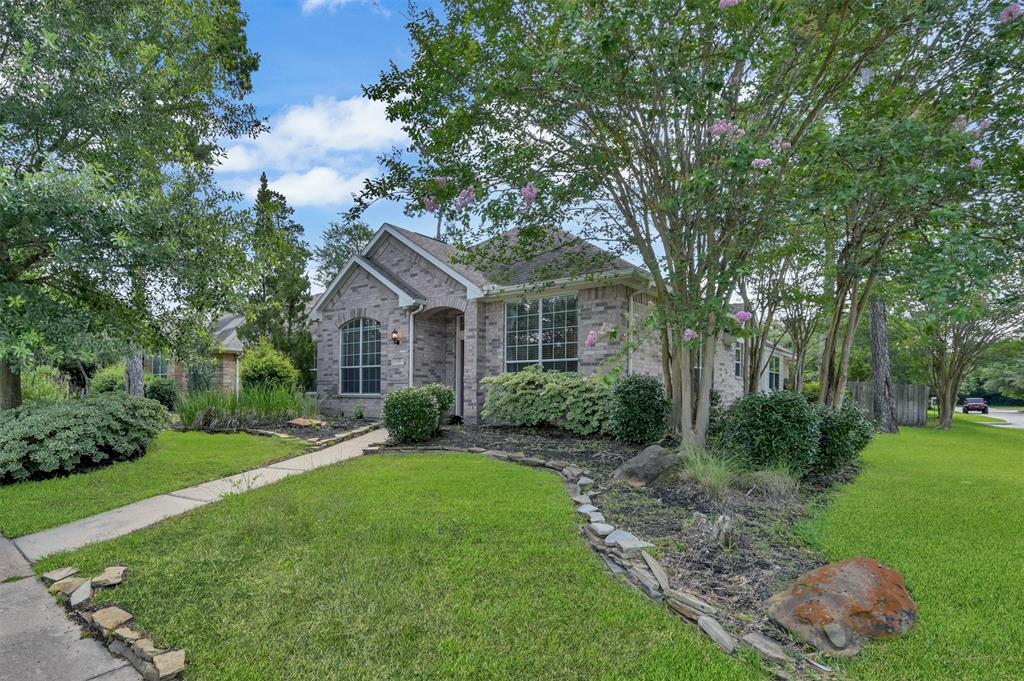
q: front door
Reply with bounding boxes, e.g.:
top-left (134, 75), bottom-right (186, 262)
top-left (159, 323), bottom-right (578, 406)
top-left (455, 315), bottom-right (465, 417)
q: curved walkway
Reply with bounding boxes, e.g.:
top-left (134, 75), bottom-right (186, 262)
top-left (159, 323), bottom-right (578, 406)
top-left (0, 427), bottom-right (386, 681)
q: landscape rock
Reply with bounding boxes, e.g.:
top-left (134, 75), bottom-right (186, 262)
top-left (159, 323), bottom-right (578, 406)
top-left (132, 638), bottom-right (163, 661)
top-left (109, 639), bottom-right (157, 678)
top-left (611, 445), bottom-right (678, 487)
top-left (42, 566), bottom-right (78, 583)
top-left (506, 452), bottom-right (525, 462)
top-left (561, 466), bottom-right (583, 480)
top-left (740, 632), bottom-right (791, 663)
top-left (641, 551), bottom-right (671, 592)
top-left (68, 579), bottom-right (92, 608)
top-left (767, 557), bottom-right (918, 656)
top-left (588, 522), bottom-right (614, 537)
top-left (486, 450), bottom-right (508, 460)
top-left (577, 476), bottom-right (595, 489)
top-left (575, 504), bottom-right (599, 515)
top-left (522, 456), bottom-right (547, 467)
top-left (546, 459), bottom-right (571, 470)
top-left (151, 650), bottom-right (186, 680)
top-left (93, 565), bottom-right (127, 587)
top-left (570, 494), bottom-right (591, 505)
top-left (114, 627), bottom-right (143, 642)
top-left (628, 565), bottom-right (663, 599)
top-left (602, 555), bottom-right (627, 575)
top-left (587, 512), bottom-right (605, 523)
top-left (604, 529), bottom-right (653, 556)
top-left (286, 417), bottom-right (324, 427)
top-left (50, 576), bottom-right (88, 595)
top-left (697, 615), bottom-right (737, 654)
top-left (92, 606), bottom-right (133, 633)
top-left (665, 589), bottom-right (716, 616)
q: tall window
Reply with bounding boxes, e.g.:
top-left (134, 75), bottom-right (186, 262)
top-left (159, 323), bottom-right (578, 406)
top-left (505, 294), bottom-right (578, 373)
top-left (734, 341), bottom-right (744, 379)
top-left (768, 355), bottom-right (781, 391)
top-left (311, 344), bottom-right (318, 387)
top-left (151, 354), bottom-right (169, 379)
top-left (341, 318), bottom-right (381, 394)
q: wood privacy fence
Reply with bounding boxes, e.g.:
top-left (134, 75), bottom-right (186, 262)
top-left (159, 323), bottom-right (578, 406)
top-left (848, 382), bottom-right (928, 426)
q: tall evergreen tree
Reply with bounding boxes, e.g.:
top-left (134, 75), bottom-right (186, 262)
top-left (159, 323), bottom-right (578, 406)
top-left (239, 173), bottom-right (315, 388)
top-left (314, 219), bottom-right (374, 289)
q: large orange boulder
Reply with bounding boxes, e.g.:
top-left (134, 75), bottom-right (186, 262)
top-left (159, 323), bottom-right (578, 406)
top-left (767, 557), bottom-right (918, 656)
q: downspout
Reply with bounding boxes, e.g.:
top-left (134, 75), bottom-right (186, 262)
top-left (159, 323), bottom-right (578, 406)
top-left (407, 304), bottom-right (425, 387)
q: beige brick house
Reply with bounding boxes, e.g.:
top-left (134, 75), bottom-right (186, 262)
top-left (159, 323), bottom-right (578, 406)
top-left (309, 223), bottom-right (790, 419)
top-left (146, 314), bottom-right (243, 396)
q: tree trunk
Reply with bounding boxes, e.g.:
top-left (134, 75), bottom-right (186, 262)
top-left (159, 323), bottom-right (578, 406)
top-left (0, 361), bottom-right (23, 410)
top-left (937, 380), bottom-right (956, 429)
top-left (126, 354), bottom-right (145, 397)
top-left (792, 345), bottom-right (807, 394)
top-left (870, 300), bottom-right (899, 433)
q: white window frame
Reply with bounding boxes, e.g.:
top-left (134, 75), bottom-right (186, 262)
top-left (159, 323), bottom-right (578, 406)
top-left (504, 294), bottom-right (579, 373)
top-left (339, 318), bottom-right (382, 396)
top-left (768, 355), bottom-right (781, 391)
top-left (151, 354), bottom-right (169, 379)
top-left (734, 340), bottom-right (744, 379)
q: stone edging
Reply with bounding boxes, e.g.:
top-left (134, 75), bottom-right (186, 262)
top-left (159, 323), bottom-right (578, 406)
top-left (42, 565), bottom-right (185, 680)
top-left (247, 422), bottom-right (379, 450)
top-left (366, 444), bottom-right (834, 679)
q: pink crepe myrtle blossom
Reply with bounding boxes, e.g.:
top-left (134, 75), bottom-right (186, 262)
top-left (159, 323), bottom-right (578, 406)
top-left (720, 0), bottom-right (740, 7)
top-left (1000, 3), bottom-right (1021, 22)
top-left (970, 158), bottom-right (984, 169)
top-left (734, 310), bottom-right (753, 324)
top-left (433, 176), bottom-right (449, 188)
top-left (709, 118), bottom-right (743, 140)
top-left (751, 158), bottom-right (772, 169)
top-left (772, 137), bottom-right (792, 153)
top-left (422, 196), bottom-right (439, 213)
top-left (585, 330), bottom-right (598, 347)
top-left (455, 187), bottom-right (476, 211)
top-left (520, 181), bottom-right (538, 208)
top-left (683, 328), bottom-right (697, 342)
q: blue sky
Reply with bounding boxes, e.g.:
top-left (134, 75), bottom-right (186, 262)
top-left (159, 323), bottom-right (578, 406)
top-left (216, 0), bottom-right (436, 269)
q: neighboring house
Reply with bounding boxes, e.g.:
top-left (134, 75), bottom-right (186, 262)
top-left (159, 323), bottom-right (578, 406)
top-left (146, 314), bottom-right (244, 396)
top-left (309, 223), bottom-right (791, 419)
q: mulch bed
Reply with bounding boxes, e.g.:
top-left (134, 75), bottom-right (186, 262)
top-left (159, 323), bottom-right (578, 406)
top-left (424, 423), bottom-right (856, 656)
top-left (275, 416), bottom-right (376, 440)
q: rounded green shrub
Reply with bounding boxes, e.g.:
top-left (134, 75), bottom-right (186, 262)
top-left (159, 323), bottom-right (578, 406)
top-left (423, 383), bottom-right (455, 429)
top-left (144, 375), bottom-right (178, 411)
top-left (382, 387), bottom-right (438, 443)
top-left (716, 390), bottom-right (822, 475)
top-left (22, 365), bottom-right (65, 403)
top-left (240, 339), bottom-right (300, 390)
top-left (0, 393), bottom-right (169, 481)
top-left (481, 366), bottom-right (612, 436)
top-left (91, 363), bottom-right (126, 393)
top-left (815, 400), bottom-right (875, 474)
top-left (611, 374), bottom-right (670, 445)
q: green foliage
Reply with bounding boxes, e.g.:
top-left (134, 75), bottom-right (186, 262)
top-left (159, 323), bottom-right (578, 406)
top-left (353, 405), bottom-right (365, 419)
top-left (611, 374), bottom-right (669, 445)
top-left (91, 364), bottom-right (126, 393)
top-left (176, 388), bottom-right (318, 432)
top-left (716, 391), bottom-right (822, 476)
top-left (240, 340), bottom-right (301, 391)
top-left (143, 376), bottom-right (178, 411)
top-left (678, 446), bottom-right (739, 501)
top-left (315, 219), bottom-right (374, 288)
top-left (0, 393), bottom-right (168, 482)
top-left (423, 383), bottom-right (455, 429)
top-left (481, 366), bottom-right (612, 436)
top-left (816, 401), bottom-right (875, 475)
top-left (382, 387), bottom-right (438, 443)
top-left (801, 381), bottom-right (821, 403)
top-left (21, 365), bottom-right (65, 403)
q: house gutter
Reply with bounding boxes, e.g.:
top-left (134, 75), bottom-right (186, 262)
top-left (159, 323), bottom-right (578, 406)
top-left (407, 303), bottom-right (425, 387)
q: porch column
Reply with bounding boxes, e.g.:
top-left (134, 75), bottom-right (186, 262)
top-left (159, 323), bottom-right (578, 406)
top-left (463, 300), bottom-right (482, 421)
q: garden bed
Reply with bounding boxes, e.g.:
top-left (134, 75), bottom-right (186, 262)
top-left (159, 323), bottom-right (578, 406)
top-left (421, 424), bottom-right (854, 660)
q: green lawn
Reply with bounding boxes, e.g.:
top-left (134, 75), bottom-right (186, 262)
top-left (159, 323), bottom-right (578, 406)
top-left (0, 431), bottom-right (305, 538)
top-left (37, 454), bottom-right (765, 681)
top-left (804, 415), bottom-right (1024, 681)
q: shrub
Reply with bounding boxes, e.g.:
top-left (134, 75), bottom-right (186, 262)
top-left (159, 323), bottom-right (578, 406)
top-left (0, 393), bottom-right (169, 482)
top-left (353, 405), bottom-right (365, 419)
top-left (176, 387), bottom-right (318, 431)
top-left (91, 363), bottom-right (126, 393)
top-left (144, 376), bottom-right (178, 410)
top-left (240, 340), bottom-right (300, 391)
top-left (816, 400), bottom-right (875, 474)
top-left (22, 365), bottom-right (65, 403)
top-left (801, 381), bottom-right (821, 403)
top-left (716, 390), bottom-right (822, 475)
top-left (481, 366), bottom-right (612, 436)
top-left (611, 374), bottom-right (669, 445)
top-left (423, 383), bottom-right (455, 429)
top-left (382, 387), bottom-right (438, 443)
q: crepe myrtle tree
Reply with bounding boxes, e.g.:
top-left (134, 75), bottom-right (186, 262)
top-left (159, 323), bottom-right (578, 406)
top-left (352, 0), bottom-right (1019, 443)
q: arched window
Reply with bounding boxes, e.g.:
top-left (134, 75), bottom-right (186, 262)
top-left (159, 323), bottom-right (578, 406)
top-left (341, 318), bottom-right (381, 394)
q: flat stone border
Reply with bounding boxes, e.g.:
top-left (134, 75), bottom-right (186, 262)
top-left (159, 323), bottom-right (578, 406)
top-left (370, 444), bottom-right (834, 678)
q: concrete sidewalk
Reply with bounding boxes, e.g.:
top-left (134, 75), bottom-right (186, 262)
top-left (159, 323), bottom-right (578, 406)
top-left (13, 428), bottom-right (386, 562)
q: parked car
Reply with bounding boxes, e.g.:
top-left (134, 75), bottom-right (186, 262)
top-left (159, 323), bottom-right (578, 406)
top-left (962, 397), bottom-right (989, 414)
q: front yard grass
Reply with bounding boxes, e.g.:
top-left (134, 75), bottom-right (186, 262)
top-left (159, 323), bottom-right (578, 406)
top-left (37, 453), bottom-right (765, 681)
top-left (803, 415), bottom-right (1024, 680)
top-left (0, 431), bottom-right (305, 538)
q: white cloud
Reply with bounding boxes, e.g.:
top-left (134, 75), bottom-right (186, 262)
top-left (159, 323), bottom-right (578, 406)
top-left (219, 96), bottom-right (406, 174)
top-left (244, 166), bottom-right (375, 208)
top-left (302, 0), bottom-right (353, 12)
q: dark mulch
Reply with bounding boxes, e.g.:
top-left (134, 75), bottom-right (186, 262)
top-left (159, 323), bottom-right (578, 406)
top-left (276, 416), bottom-right (376, 440)
top-left (424, 423), bottom-right (857, 657)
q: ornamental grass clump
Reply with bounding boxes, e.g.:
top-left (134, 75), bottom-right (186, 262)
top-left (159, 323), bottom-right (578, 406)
top-left (176, 387), bottom-right (318, 431)
top-left (0, 393), bottom-right (169, 482)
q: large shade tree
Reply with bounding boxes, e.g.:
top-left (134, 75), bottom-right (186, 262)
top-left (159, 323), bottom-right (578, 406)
top-left (353, 0), bottom-right (1021, 443)
top-left (0, 0), bottom-right (262, 408)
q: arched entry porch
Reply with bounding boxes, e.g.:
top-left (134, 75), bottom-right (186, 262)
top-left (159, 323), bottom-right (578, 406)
top-left (412, 305), bottom-right (466, 417)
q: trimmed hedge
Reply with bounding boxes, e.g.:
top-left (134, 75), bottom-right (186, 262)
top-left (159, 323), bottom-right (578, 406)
top-left (611, 374), bottom-right (670, 445)
top-left (240, 339), bottom-right (300, 390)
top-left (423, 383), bottom-right (455, 430)
top-left (0, 393), bottom-right (169, 482)
top-left (481, 366), bottom-right (612, 436)
top-left (817, 400), bottom-right (876, 474)
top-left (144, 375), bottom-right (178, 410)
top-left (382, 387), bottom-right (438, 443)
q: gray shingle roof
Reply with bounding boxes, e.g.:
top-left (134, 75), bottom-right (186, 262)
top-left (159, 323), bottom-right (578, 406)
top-left (212, 314), bottom-right (245, 354)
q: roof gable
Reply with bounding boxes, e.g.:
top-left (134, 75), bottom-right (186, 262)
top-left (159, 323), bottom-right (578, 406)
top-left (309, 254), bottom-right (425, 320)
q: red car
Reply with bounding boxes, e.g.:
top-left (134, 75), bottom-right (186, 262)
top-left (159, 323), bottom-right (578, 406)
top-left (962, 397), bottom-right (989, 414)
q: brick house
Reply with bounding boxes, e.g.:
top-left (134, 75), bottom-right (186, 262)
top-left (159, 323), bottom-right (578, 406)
top-left (146, 314), bottom-right (243, 396)
top-left (309, 223), bottom-right (790, 419)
